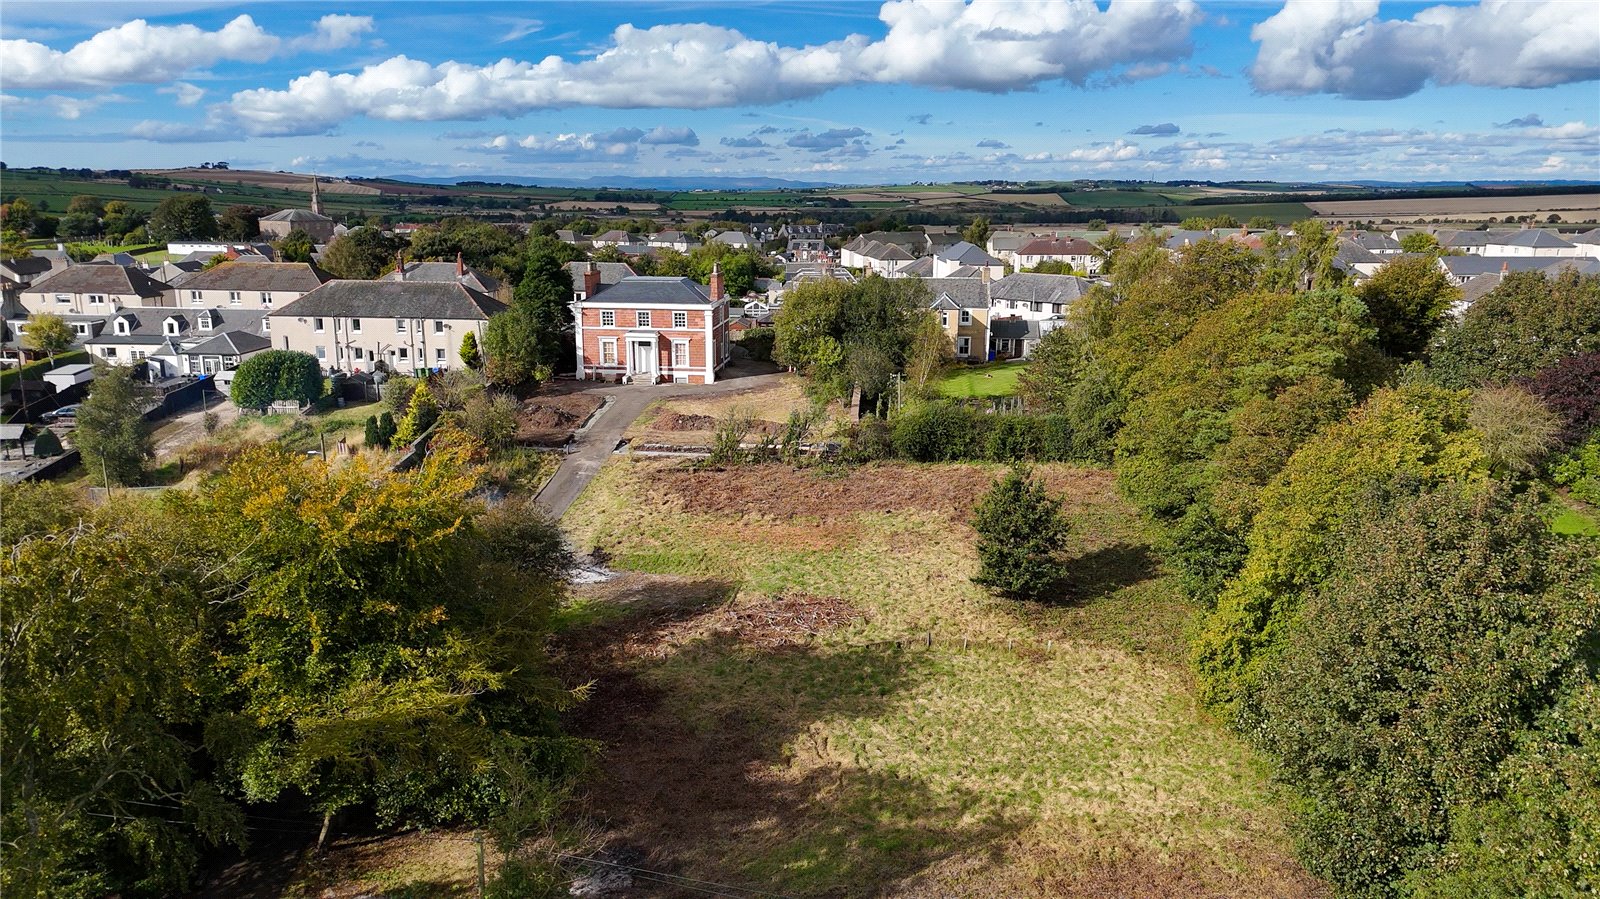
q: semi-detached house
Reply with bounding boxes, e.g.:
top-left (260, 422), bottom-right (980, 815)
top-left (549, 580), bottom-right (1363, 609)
top-left (573, 264), bottom-right (730, 384)
top-left (267, 280), bottom-right (506, 375)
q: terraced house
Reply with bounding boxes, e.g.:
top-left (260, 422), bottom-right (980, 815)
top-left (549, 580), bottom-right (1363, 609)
top-left (267, 280), bottom-right (506, 375)
top-left (173, 261), bottom-right (333, 310)
top-left (573, 263), bottom-right (730, 384)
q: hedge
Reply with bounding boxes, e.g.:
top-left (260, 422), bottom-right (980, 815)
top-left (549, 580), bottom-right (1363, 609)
top-left (0, 351), bottom-right (90, 392)
top-left (886, 401), bottom-right (1093, 464)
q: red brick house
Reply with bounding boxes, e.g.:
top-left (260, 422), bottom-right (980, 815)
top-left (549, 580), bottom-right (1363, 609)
top-left (573, 263), bottom-right (731, 384)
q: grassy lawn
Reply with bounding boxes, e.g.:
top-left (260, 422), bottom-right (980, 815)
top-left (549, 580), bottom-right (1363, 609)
top-left (557, 459), bottom-right (1318, 896)
top-left (936, 360), bottom-right (1028, 399)
top-left (1553, 503), bottom-right (1600, 536)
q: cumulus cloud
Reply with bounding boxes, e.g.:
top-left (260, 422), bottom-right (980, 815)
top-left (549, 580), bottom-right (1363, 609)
top-left (1129, 122), bottom-right (1179, 136)
top-left (639, 125), bottom-right (698, 145)
top-left (787, 127), bottom-right (869, 151)
top-left (474, 124), bottom-right (700, 161)
top-left (1250, 0), bottom-right (1600, 99)
top-left (720, 136), bottom-right (768, 148)
top-left (976, 138), bottom-right (1009, 148)
top-left (216, 0), bottom-right (1201, 134)
top-left (1, 92), bottom-right (125, 120)
top-left (1, 14), bottom-right (374, 90)
top-left (1497, 113), bottom-right (1544, 128)
top-left (158, 81), bottom-right (206, 107)
top-left (752, 124), bottom-right (781, 134)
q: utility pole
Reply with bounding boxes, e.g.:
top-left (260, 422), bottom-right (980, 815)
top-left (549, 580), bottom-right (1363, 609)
top-left (474, 832), bottom-right (486, 898)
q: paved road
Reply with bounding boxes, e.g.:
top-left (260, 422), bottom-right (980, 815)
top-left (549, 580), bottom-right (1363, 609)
top-left (536, 365), bottom-right (784, 520)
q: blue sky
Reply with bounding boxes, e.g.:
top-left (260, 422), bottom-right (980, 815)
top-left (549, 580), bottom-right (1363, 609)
top-left (2, 0), bottom-right (1597, 184)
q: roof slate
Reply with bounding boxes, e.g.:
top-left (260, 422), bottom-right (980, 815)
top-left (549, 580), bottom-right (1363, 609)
top-left (272, 281), bottom-right (507, 320)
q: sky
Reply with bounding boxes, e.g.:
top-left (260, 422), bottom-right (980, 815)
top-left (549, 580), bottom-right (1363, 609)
top-left (2, 0), bottom-right (1598, 185)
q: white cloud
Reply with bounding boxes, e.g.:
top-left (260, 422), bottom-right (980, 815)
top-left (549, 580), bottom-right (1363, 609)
top-left (1, 15), bottom-right (279, 89)
top-left (474, 125), bottom-right (700, 161)
top-left (639, 126), bottom-right (699, 146)
top-left (290, 14), bottom-right (375, 52)
top-left (1, 91), bottom-right (125, 120)
top-left (1250, 0), bottom-right (1600, 99)
top-left (222, 0), bottom-right (1202, 135)
top-left (158, 82), bottom-right (206, 107)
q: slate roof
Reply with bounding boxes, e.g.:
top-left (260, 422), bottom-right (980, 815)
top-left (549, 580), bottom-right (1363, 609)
top-left (85, 308), bottom-right (268, 348)
top-left (594, 230), bottom-right (642, 243)
top-left (1334, 240), bottom-right (1383, 268)
top-left (385, 261), bottom-right (499, 294)
top-left (989, 273), bottom-right (1094, 306)
top-left (650, 230), bottom-right (694, 244)
top-left (1457, 274), bottom-right (1504, 309)
top-left (261, 208), bottom-right (333, 223)
top-left (936, 241), bottom-right (1003, 266)
top-left (27, 265), bottom-right (170, 298)
top-left (1348, 232), bottom-right (1401, 251)
top-left (2, 256), bottom-right (57, 279)
top-left (179, 261), bottom-right (333, 293)
top-left (1493, 229), bottom-right (1577, 249)
top-left (1441, 256), bottom-right (1568, 278)
top-left (567, 261), bottom-right (638, 286)
top-left (1163, 229), bottom-right (1214, 250)
top-left (1016, 237), bottom-right (1099, 257)
top-left (924, 277), bottom-right (988, 309)
top-left (711, 231), bottom-right (754, 247)
top-left (986, 233), bottom-right (1032, 253)
top-left (582, 276), bottom-right (716, 306)
top-left (1568, 228), bottom-right (1600, 246)
top-left (1439, 230), bottom-right (1490, 248)
top-left (185, 331), bottom-right (272, 356)
top-left (273, 281), bottom-right (508, 320)
top-left (897, 256), bottom-right (937, 277)
top-left (989, 318), bottom-right (1042, 340)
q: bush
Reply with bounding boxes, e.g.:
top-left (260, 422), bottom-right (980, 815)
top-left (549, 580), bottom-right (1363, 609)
top-left (891, 401), bottom-right (987, 461)
top-left (741, 326), bottom-right (776, 362)
top-left (30, 427), bottom-right (62, 457)
top-left (1519, 351), bottom-right (1600, 447)
top-left (844, 415), bottom-right (893, 462)
top-left (1249, 485), bottom-right (1598, 895)
top-left (1551, 434), bottom-right (1600, 505)
top-left (985, 415), bottom-right (1044, 461)
top-left (230, 350), bottom-right (322, 410)
top-left (970, 467), bottom-right (1071, 599)
top-left (392, 382), bottom-right (440, 448)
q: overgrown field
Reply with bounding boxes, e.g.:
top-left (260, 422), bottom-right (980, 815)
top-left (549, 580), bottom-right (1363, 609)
top-left (558, 459), bottom-right (1321, 897)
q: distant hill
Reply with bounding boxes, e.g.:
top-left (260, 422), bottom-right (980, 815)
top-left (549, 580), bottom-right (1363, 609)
top-left (382, 174), bottom-right (841, 191)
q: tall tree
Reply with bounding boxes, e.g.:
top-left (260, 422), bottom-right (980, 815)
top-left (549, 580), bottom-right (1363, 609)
top-left (74, 362), bottom-right (154, 486)
top-left (320, 227), bottom-right (402, 279)
top-left (22, 313), bottom-right (76, 368)
top-left (149, 194), bottom-right (218, 241)
top-left (275, 228), bottom-right (316, 263)
top-left (1357, 254), bottom-right (1459, 360)
top-left (961, 216), bottom-right (992, 248)
top-left (217, 205), bottom-right (266, 241)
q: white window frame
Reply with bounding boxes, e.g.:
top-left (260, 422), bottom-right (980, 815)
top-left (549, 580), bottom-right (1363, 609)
top-left (260, 292), bottom-right (271, 306)
top-left (959, 309), bottom-right (972, 325)
top-left (189, 290), bottom-right (202, 304)
top-left (599, 338), bottom-right (617, 366)
top-left (228, 291), bottom-right (241, 305)
top-left (351, 318), bottom-right (362, 333)
top-left (433, 320), bottom-right (445, 334)
top-left (102, 346), bottom-right (118, 358)
top-left (54, 294), bottom-right (70, 305)
top-left (672, 310), bottom-right (688, 329)
top-left (315, 345), bottom-right (326, 361)
top-left (435, 347), bottom-right (446, 363)
top-left (395, 318), bottom-right (406, 333)
top-left (262, 317), bottom-right (271, 333)
top-left (398, 347), bottom-right (409, 360)
top-left (957, 336), bottom-right (971, 357)
top-left (600, 310), bottom-right (615, 327)
top-left (72, 322), bottom-right (90, 336)
top-left (940, 310), bottom-right (949, 326)
top-left (198, 314), bottom-right (212, 331)
top-left (672, 339), bottom-right (689, 368)
top-left (313, 317), bottom-right (325, 333)
top-left (88, 293), bottom-right (106, 306)
top-left (636, 310), bottom-right (651, 328)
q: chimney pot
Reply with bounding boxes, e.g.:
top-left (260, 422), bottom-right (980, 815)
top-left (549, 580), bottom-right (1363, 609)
top-left (709, 262), bottom-right (724, 301)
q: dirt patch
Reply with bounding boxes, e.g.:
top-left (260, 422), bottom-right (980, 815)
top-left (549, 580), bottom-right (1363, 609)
top-left (705, 592), bottom-right (862, 648)
top-left (652, 410), bottom-right (718, 431)
top-left (653, 463), bottom-right (1118, 520)
top-left (517, 389), bottom-right (605, 445)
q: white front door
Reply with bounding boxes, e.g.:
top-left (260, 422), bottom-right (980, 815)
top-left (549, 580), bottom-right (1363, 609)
top-left (630, 340), bottom-right (655, 382)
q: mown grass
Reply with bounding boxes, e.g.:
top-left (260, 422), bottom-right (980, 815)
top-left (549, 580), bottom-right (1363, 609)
top-left (560, 459), bottom-right (1315, 896)
top-left (936, 360), bottom-right (1028, 398)
top-left (1553, 504), bottom-right (1600, 536)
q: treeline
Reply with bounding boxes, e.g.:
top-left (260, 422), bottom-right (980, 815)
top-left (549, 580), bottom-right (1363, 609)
top-left (1, 447), bottom-right (588, 896)
top-left (775, 226), bottom-right (1600, 894)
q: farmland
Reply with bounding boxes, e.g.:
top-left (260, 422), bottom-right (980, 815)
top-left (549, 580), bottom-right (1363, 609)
top-left (556, 459), bottom-right (1321, 896)
top-left (1306, 192), bottom-right (1600, 220)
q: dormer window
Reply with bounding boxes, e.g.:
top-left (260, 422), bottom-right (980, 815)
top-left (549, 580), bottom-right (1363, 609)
top-left (198, 313), bottom-right (213, 331)
top-left (262, 317), bottom-right (270, 334)
top-left (164, 318), bottom-right (181, 336)
top-left (115, 318), bottom-right (131, 336)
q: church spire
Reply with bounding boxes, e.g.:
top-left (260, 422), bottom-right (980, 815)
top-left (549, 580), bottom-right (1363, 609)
top-left (310, 174), bottom-right (323, 216)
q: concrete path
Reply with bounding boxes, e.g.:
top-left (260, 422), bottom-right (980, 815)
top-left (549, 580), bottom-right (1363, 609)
top-left (535, 364), bottom-right (784, 520)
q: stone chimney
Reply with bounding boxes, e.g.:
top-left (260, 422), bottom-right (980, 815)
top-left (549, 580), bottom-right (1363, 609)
top-left (582, 261), bottom-right (601, 299)
top-left (396, 251), bottom-right (405, 280)
top-left (456, 251), bottom-right (465, 279)
top-left (709, 262), bottom-right (724, 301)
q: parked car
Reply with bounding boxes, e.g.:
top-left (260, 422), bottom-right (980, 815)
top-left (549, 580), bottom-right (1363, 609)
top-left (42, 404), bottom-right (81, 423)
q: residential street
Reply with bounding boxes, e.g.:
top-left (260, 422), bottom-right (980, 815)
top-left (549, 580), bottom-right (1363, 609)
top-left (535, 361), bottom-right (783, 520)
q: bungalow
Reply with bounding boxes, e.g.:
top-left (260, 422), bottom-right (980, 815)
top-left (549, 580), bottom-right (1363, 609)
top-left (648, 231), bottom-right (697, 252)
top-left (591, 229), bottom-right (643, 248)
top-left (1013, 237), bottom-right (1102, 273)
top-left (574, 266), bottom-right (731, 384)
top-left (268, 280), bottom-right (507, 375)
top-left (709, 230), bottom-right (755, 250)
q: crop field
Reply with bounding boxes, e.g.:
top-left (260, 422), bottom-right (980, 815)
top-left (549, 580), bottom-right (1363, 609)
top-left (2, 169), bottom-right (401, 215)
top-left (1060, 189), bottom-right (1179, 208)
top-left (1307, 193), bottom-right (1600, 221)
top-left (557, 459), bottom-right (1321, 897)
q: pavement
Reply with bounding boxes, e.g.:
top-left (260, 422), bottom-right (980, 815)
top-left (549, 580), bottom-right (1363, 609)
top-left (535, 359), bottom-right (784, 520)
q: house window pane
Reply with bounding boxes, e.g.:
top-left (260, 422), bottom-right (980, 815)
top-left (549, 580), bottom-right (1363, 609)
top-left (960, 310), bottom-right (971, 325)
top-left (314, 318), bottom-right (325, 332)
top-left (55, 294), bottom-right (70, 304)
top-left (351, 318), bottom-right (361, 332)
top-left (958, 337), bottom-right (971, 356)
top-left (396, 318), bottom-right (406, 332)
top-left (315, 345), bottom-right (326, 360)
top-left (636, 310), bottom-right (651, 328)
top-left (228, 291), bottom-right (240, 304)
top-left (433, 321), bottom-right (444, 334)
top-left (672, 311), bottom-right (687, 328)
top-left (260, 292), bottom-right (271, 305)
top-left (600, 310), bottom-right (615, 327)
top-left (435, 348), bottom-right (446, 362)
top-left (89, 294), bottom-right (105, 305)
top-left (673, 341), bottom-right (689, 367)
top-left (600, 339), bottom-right (616, 365)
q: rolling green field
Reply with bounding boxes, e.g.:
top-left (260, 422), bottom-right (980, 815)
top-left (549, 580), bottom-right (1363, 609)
top-left (937, 360), bottom-right (1028, 398)
top-left (1, 169), bottom-right (401, 215)
top-left (1060, 189), bottom-right (1179, 208)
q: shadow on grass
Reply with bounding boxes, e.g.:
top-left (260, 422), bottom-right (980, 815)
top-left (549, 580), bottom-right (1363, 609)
top-left (1058, 541), bottom-right (1159, 602)
top-left (559, 590), bottom-right (1031, 896)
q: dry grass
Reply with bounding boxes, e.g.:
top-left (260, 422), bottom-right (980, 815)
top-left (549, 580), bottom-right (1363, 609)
top-left (624, 375), bottom-right (842, 448)
top-left (558, 459), bottom-right (1321, 897)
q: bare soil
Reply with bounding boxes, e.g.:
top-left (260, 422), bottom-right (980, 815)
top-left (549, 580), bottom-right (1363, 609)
top-left (652, 462), bottom-right (1119, 521)
top-left (516, 387), bottom-right (605, 445)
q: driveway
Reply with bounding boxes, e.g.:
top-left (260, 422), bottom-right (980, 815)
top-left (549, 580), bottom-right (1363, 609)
top-left (535, 360), bottom-right (784, 520)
